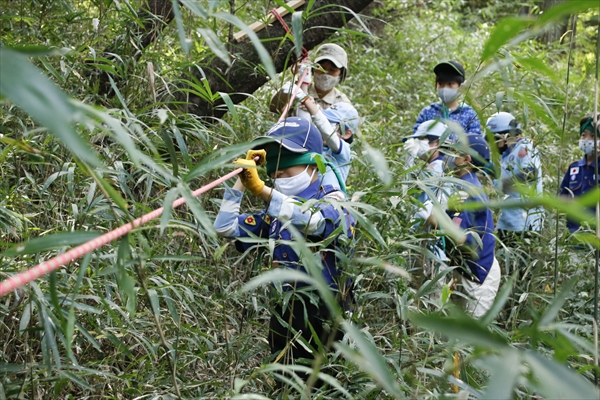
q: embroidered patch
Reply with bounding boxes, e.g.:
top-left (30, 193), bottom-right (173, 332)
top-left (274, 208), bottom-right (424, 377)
top-left (264, 215), bottom-right (271, 225)
top-left (570, 167), bottom-right (580, 175)
top-left (518, 147), bottom-right (527, 158)
top-left (244, 216), bottom-right (256, 226)
top-left (571, 175), bottom-right (576, 181)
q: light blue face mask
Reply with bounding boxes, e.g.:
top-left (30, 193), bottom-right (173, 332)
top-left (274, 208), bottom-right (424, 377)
top-left (437, 88), bottom-right (459, 103)
top-left (443, 155), bottom-right (457, 172)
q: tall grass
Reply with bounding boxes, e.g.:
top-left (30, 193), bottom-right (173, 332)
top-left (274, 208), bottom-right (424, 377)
top-left (0, 0), bottom-right (599, 398)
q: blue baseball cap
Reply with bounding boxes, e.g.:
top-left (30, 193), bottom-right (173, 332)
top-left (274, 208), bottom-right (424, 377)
top-left (465, 133), bottom-right (490, 166)
top-left (255, 117), bottom-right (323, 154)
top-left (322, 103), bottom-right (359, 134)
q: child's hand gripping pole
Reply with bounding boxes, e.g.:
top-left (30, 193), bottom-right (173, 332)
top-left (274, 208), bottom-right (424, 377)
top-left (234, 150), bottom-right (267, 195)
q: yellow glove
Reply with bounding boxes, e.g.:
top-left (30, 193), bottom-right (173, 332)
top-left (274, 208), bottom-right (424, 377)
top-left (246, 149), bottom-right (266, 166)
top-left (234, 158), bottom-right (265, 196)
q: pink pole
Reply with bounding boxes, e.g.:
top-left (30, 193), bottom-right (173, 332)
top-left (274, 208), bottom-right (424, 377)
top-left (0, 168), bottom-right (243, 297)
top-left (0, 70), bottom-right (310, 298)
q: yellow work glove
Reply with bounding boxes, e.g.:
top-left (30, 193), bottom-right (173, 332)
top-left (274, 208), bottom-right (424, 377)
top-left (234, 150), bottom-right (266, 196)
top-left (246, 149), bottom-right (266, 166)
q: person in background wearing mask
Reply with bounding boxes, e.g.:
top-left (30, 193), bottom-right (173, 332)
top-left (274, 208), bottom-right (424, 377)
top-left (487, 112), bottom-right (544, 245)
top-left (213, 117), bottom-right (354, 387)
top-left (281, 81), bottom-right (359, 195)
top-left (404, 120), bottom-right (452, 282)
top-left (270, 43), bottom-right (351, 114)
top-left (414, 61), bottom-right (482, 141)
top-left (559, 114), bottom-right (600, 233)
top-left (428, 134), bottom-right (500, 317)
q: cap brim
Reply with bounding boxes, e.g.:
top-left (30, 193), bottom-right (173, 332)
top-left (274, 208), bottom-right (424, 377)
top-left (253, 136), bottom-right (308, 153)
top-left (434, 62), bottom-right (464, 76)
top-left (315, 55), bottom-right (343, 69)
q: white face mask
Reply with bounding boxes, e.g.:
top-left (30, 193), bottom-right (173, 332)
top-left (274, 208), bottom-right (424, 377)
top-left (437, 88), bottom-right (459, 103)
top-left (416, 139), bottom-right (432, 159)
top-left (314, 73), bottom-right (340, 91)
top-left (579, 139), bottom-right (598, 155)
top-left (274, 166), bottom-right (315, 196)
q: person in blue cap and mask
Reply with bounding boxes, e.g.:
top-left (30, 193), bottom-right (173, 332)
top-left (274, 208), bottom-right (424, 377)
top-left (559, 114), bottom-right (600, 234)
top-left (414, 61), bottom-right (482, 141)
top-left (487, 112), bottom-right (544, 244)
top-left (280, 83), bottom-right (359, 196)
top-left (213, 117), bottom-right (354, 383)
top-left (430, 133), bottom-right (500, 317)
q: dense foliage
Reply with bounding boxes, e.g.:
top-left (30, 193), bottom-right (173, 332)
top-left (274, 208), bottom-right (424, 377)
top-left (1, 0), bottom-right (599, 398)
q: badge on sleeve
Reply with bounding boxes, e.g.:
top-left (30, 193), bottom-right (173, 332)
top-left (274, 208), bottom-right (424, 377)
top-left (570, 166), bottom-right (580, 175)
top-left (264, 215), bottom-right (271, 225)
top-left (518, 147), bottom-right (528, 158)
top-left (244, 216), bottom-right (257, 226)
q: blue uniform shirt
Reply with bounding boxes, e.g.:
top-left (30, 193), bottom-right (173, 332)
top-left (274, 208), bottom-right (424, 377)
top-left (559, 156), bottom-right (600, 232)
top-left (445, 171), bottom-right (496, 283)
top-left (322, 139), bottom-right (351, 191)
top-left (214, 181), bottom-right (353, 288)
top-left (414, 102), bottom-right (482, 140)
top-left (497, 138), bottom-right (544, 231)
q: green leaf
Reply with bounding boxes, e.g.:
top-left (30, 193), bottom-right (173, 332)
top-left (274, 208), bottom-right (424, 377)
top-left (481, 17), bottom-right (532, 61)
top-left (198, 28), bottom-right (231, 66)
top-left (410, 312), bottom-right (508, 349)
top-left (0, 48), bottom-right (101, 167)
top-left (177, 182), bottom-right (217, 238)
top-left (180, 0), bottom-right (209, 18)
top-left (538, 277), bottom-right (576, 327)
top-left (2, 231), bottom-right (101, 257)
top-left (218, 92), bottom-right (238, 124)
top-left (291, 11), bottom-right (304, 59)
top-left (173, 0), bottom-right (192, 53)
top-left (213, 12), bottom-right (276, 80)
top-left (523, 351), bottom-right (599, 399)
top-left (536, 0), bottom-right (598, 27)
top-left (480, 274), bottom-right (516, 326)
top-left (480, 350), bottom-right (522, 400)
top-left (336, 322), bottom-right (406, 399)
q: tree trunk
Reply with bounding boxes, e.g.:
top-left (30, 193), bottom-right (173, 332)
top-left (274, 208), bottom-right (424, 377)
top-left (539, 0), bottom-right (568, 44)
top-left (96, 0), bottom-right (174, 95)
top-left (180, 0), bottom-right (375, 119)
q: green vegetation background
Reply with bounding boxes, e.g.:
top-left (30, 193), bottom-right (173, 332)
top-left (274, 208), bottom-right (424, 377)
top-left (0, 0), bottom-right (599, 398)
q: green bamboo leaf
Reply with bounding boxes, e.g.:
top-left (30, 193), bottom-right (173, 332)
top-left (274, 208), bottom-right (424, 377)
top-left (538, 277), bottom-right (577, 327)
top-left (480, 274), bottom-right (516, 326)
top-left (523, 351), bottom-right (599, 399)
top-left (177, 182), bottom-right (217, 238)
top-left (291, 11), bottom-right (304, 59)
top-left (241, 269), bottom-right (317, 293)
top-left (160, 129), bottom-right (179, 177)
top-left (180, 0), bottom-right (209, 18)
top-left (479, 351), bottom-right (522, 399)
top-left (410, 312), bottom-right (508, 349)
top-left (536, 0), bottom-right (598, 27)
top-left (218, 92), bottom-right (239, 124)
top-left (212, 12), bottom-right (276, 80)
top-left (336, 322), bottom-right (406, 399)
top-left (198, 28), bottom-right (231, 66)
top-left (2, 231), bottom-right (101, 257)
top-left (481, 17), bottom-right (532, 61)
top-left (173, 0), bottom-right (192, 53)
top-left (160, 188), bottom-right (179, 236)
top-left (0, 48), bottom-right (101, 167)
top-left (116, 236), bottom-right (136, 315)
top-left (147, 289), bottom-right (160, 317)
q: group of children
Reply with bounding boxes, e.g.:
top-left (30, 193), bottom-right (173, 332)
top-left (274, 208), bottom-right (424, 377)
top-left (211, 43), bottom-right (600, 387)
